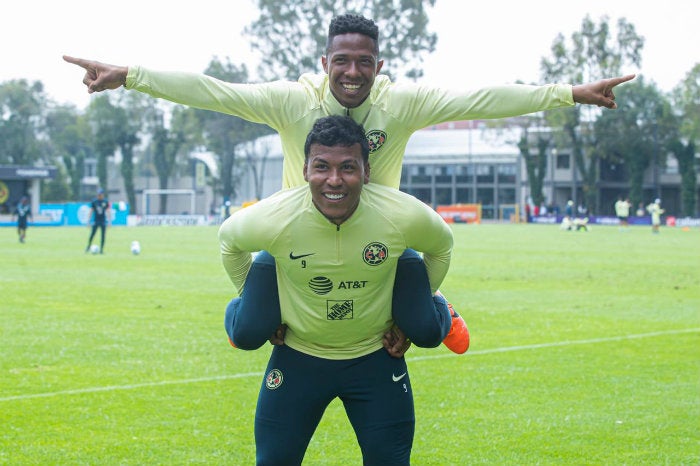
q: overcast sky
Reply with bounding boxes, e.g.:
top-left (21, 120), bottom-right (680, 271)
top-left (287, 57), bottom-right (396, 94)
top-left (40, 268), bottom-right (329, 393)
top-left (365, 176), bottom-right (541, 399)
top-left (2, 0), bottom-right (697, 109)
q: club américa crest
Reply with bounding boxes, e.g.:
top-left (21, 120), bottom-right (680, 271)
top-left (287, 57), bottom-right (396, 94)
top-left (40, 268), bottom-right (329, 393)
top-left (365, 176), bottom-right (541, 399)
top-left (366, 130), bottom-right (387, 153)
top-left (265, 368), bottom-right (284, 390)
top-left (363, 242), bottom-right (388, 266)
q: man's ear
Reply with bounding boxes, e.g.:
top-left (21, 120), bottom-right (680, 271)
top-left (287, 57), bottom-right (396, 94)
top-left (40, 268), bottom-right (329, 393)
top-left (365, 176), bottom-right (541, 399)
top-left (303, 163), bottom-right (309, 182)
top-left (375, 59), bottom-right (384, 75)
top-left (321, 56), bottom-right (328, 73)
top-left (364, 162), bottom-right (371, 184)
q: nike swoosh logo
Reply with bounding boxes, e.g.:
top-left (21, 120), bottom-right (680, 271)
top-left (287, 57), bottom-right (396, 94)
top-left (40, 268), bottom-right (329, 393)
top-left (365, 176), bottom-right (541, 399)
top-left (392, 372), bottom-right (407, 382)
top-left (289, 252), bottom-right (315, 260)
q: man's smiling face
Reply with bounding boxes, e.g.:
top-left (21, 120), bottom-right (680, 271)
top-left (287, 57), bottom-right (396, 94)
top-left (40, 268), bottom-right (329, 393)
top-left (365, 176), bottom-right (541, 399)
top-left (303, 142), bottom-right (370, 225)
top-left (322, 32), bottom-right (384, 109)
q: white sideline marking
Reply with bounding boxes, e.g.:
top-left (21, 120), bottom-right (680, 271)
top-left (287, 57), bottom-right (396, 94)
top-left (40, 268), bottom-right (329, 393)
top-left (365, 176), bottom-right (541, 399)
top-left (409, 327), bottom-right (700, 362)
top-left (0, 372), bottom-right (264, 402)
top-left (2, 328), bottom-right (698, 402)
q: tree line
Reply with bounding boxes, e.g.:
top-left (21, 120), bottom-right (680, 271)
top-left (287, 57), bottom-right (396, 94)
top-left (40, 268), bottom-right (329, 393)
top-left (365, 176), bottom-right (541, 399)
top-left (0, 57), bottom-right (272, 215)
top-left (0, 4), bottom-right (698, 215)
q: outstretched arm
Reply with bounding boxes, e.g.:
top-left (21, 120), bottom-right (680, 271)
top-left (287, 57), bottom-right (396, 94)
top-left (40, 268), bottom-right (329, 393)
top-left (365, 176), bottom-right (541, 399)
top-left (572, 74), bottom-right (635, 109)
top-left (63, 55), bottom-right (128, 94)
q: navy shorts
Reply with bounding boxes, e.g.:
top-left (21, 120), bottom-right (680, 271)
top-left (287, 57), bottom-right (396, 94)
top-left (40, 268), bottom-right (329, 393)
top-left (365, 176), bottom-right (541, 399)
top-left (254, 345), bottom-right (414, 466)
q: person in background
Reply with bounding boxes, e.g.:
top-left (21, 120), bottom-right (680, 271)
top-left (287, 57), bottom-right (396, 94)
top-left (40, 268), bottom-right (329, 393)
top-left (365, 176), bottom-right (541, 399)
top-left (565, 200), bottom-right (574, 218)
top-left (614, 195), bottom-right (631, 230)
top-left (12, 196), bottom-right (32, 243)
top-left (222, 200), bottom-right (232, 220)
top-left (85, 189), bottom-right (111, 253)
top-left (646, 198), bottom-right (664, 234)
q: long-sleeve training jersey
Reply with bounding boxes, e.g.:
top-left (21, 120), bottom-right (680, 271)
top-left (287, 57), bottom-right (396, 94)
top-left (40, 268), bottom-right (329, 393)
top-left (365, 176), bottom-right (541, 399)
top-left (218, 183), bottom-right (453, 359)
top-left (127, 67), bottom-right (574, 189)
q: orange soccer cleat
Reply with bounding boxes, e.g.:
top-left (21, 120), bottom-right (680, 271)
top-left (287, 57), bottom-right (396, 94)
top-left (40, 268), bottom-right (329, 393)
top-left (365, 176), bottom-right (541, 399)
top-left (436, 291), bottom-right (470, 354)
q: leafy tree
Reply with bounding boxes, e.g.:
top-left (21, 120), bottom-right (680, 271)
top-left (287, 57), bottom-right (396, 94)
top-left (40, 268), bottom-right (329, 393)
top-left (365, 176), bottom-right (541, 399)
top-left (540, 15), bottom-right (643, 214)
top-left (114, 92), bottom-right (147, 214)
top-left (517, 128), bottom-right (551, 210)
top-left (671, 63), bottom-right (700, 216)
top-left (674, 63), bottom-right (700, 142)
top-left (245, 0), bottom-right (437, 81)
top-left (594, 78), bottom-right (675, 210)
top-left (195, 58), bottom-right (273, 201)
top-left (45, 104), bottom-right (93, 200)
top-left (669, 140), bottom-right (697, 217)
top-left (116, 128), bottom-right (138, 213)
top-left (85, 95), bottom-right (121, 191)
top-left (84, 92), bottom-right (143, 210)
top-left (42, 164), bottom-right (72, 202)
top-left (0, 80), bottom-right (47, 165)
top-left (242, 138), bottom-right (273, 201)
top-left (146, 103), bottom-right (196, 214)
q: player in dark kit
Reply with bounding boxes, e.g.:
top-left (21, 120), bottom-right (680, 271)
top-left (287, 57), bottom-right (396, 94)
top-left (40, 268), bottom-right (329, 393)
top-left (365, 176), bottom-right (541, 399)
top-left (85, 189), bottom-right (110, 254)
top-left (13, 196), bottom-right (32, 243)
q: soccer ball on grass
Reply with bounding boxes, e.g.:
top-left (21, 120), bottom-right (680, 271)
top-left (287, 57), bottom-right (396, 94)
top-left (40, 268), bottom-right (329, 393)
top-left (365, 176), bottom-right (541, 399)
top-left (130, 240), bottom-right (141, 255)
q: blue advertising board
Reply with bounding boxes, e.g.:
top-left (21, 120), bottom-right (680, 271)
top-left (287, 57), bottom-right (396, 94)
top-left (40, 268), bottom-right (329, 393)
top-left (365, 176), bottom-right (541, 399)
top-left (0, 202), bottom-right (129, 227)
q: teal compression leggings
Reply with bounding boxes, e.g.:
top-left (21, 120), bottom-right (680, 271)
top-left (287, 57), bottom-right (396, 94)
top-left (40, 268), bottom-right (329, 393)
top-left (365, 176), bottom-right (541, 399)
top-left (224, 249), bottom-right (451, 350)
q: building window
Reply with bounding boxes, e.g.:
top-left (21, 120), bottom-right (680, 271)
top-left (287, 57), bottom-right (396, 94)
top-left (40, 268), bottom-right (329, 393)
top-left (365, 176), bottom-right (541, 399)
top-left (456, 187), bottom-right (473, 204)
top-left (498, 187), bottom-right (516, 204)
top-left (556, 153), bottom-right (570, 169)
top-left (497, 164), bottom-right (516, 183)
top-left (477, 187), bottom-right (495, 219)
top-left (476, 188), bottom-right (494, 205)
top-left (408, 187), bottom-right (431, 205)
top-left (411, 165), bottom-right (432, 184)
top-left (663, 157), bottom-right (679, 175)
top-left (84, 158), bottom-right (97, 178)
top-left (435, 165), bottom-right (453, 183)
top-left (456, 165), bottom-right (474, 183)
top-left (476, 164), bottom-right (494, 183)
top-left (435, 187), bottom-right (452, 206)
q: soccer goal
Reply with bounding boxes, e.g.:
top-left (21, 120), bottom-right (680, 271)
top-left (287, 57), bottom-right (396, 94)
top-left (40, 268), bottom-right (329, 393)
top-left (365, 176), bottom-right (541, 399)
top-left (499, 204), bottom-right (520, 223)
top-left (141, 189), bottom-right (196, 215)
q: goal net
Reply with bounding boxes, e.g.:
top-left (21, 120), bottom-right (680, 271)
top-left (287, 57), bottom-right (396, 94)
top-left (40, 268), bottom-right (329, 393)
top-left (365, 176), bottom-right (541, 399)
top-left (499, 204), bottom-right (520, 223)
top-left (141, 189), bottom-right (196, 215)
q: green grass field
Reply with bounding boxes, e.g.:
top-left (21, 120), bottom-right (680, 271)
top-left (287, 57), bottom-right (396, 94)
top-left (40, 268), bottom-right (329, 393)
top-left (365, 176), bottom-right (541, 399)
top-left (2, 223), bottom-right (699, 465)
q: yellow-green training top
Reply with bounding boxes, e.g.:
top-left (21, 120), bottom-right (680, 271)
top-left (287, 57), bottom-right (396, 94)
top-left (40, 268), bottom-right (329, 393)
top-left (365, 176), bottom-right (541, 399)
top-left (127, 68), bottom-right (574, 189)
top-left (218, 183), bottom-right (453, 359)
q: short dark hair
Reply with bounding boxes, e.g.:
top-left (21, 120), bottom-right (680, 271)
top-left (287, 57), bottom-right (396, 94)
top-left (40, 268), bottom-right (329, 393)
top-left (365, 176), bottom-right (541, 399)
top-left (326, 14), bottom-right (379, 56)
top-left (304, 115), bottom-right (370, 162)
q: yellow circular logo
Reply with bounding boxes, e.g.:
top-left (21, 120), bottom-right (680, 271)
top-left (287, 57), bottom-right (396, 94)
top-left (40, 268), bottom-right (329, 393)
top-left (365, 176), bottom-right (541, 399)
top-left (265, 369), bottom-right (284, 390)
top-left (363, 242), bottom-right (388, 266)
top-left (0, 181), bottom-right (9, 204)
